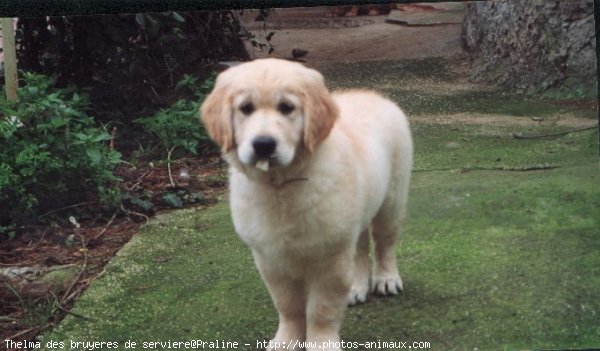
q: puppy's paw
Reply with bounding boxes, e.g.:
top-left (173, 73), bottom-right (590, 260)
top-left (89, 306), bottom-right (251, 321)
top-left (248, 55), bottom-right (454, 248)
top-left (347, 282), bottom-right (369, 306)
top-left (372, 273), bottom-right (403, 296)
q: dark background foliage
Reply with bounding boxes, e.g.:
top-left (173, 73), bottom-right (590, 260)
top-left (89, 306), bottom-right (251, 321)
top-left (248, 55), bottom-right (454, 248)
top-left (16, 11), bottom-right (250, 122)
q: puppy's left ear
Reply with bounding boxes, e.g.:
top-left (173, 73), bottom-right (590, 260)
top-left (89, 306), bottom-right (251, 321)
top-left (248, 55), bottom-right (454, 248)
top-left (303, 75), bottom-right (339, 153)
top-left (200, 85), bottom-right (235, 153)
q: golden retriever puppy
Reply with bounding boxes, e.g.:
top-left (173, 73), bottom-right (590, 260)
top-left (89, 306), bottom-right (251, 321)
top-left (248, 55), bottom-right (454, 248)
top-left (201, 58), bottom-right (412, 351)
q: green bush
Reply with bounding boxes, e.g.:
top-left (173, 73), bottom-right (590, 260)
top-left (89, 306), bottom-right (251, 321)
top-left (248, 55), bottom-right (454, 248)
top-left (134, 74), bottom-right (218, 160)
top-left (0, 73), bottom-right (122, 228)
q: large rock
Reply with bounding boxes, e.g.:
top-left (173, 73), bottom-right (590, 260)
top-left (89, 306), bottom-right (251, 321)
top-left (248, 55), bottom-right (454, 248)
top-left (462, 0), bottom-right (595, 94)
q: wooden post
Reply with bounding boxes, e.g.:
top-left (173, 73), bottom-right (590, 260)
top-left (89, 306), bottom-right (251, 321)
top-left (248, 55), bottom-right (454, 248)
top-left (1, 18), bottom-right (18, 101)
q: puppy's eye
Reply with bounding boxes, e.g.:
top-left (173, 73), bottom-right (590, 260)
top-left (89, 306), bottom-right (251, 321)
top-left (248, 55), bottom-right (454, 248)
top-left (240, 102), bottom-right (255, 116)
top-left (277, 102), bottom-right (295, 115)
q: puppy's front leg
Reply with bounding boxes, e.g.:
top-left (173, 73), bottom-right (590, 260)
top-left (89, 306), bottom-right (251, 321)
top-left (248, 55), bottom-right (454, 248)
top-left (305, 253), bottom-right (353, 351)
top-left (254, 253), bottom-right (306, 351)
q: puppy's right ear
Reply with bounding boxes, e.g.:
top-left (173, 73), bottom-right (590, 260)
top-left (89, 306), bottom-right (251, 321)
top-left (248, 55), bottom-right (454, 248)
top-left (200, 85), bottom-right (234, 153)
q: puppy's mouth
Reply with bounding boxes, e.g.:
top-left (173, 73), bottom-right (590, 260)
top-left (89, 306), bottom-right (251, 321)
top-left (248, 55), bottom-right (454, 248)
top-left (255, 159), bottom-right (271, 172)
top-left (253, 155), bottom-right (283, 172)
top-left (249, 135), bottom-right (281, 172)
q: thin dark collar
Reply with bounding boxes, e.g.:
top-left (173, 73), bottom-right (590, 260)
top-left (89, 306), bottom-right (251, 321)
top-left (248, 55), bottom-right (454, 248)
top-left (267, 175), bottom-right (309, 188)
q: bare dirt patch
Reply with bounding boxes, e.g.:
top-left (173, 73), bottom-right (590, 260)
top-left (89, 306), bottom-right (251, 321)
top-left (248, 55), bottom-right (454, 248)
top-left (0, 155), bottom-right (227, 344)
top-left (240, 3), bottom-right (465, 66)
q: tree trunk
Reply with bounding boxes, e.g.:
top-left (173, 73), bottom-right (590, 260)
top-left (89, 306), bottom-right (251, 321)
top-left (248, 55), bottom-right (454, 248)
top-left (1, 18), bottom-right (18, 101)
top-left (461, 0), bottom-right (595, 95)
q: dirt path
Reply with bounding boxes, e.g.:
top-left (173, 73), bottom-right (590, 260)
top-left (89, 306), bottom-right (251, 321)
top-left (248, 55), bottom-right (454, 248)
top-left (411, 112), bottom-right (598, 128)
top-left (240, 3), bottom-right (465, 66)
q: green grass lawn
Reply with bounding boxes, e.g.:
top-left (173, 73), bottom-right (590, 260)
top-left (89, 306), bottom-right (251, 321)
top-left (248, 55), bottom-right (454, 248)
top-left (40, 59), bottom-right (599, 350)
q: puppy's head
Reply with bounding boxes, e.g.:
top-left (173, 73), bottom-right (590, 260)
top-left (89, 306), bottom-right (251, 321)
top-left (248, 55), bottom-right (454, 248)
top-left (200, 59), bottom-right (338, 171)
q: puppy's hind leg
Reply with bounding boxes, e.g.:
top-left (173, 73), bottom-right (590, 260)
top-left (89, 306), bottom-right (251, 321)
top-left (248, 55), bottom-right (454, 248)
top-left (371, 207), bottom-right (405, 296)
top-left (347, 228), bottom-right (370, 306)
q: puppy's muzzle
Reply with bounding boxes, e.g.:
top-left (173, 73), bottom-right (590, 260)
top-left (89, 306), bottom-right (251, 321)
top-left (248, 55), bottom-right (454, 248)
top-left (252, 136), bottom-right (277, 159)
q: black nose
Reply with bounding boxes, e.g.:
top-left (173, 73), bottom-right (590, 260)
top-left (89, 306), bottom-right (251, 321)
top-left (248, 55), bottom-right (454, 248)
top-left (252, 136), bottom-right (277, 158)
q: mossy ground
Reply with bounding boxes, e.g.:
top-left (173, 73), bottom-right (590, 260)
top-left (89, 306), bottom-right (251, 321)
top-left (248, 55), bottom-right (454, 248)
top-left (321, 58), bottom-right (597, 119)
top-left (40, 59), bottom-right (599, 351)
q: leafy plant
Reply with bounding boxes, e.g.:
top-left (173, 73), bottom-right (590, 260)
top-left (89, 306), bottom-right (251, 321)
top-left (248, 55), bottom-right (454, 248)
top-left (162, 193), bottom-right (184, 208)
top-left (0, 225), bottom-right (16, 240)
top-left (134, 76), bottom-right (217, 186)
top-left (122, 192), bottom-right (155, 213)
top-left (0, 73), bottom-right (122, 229)
top-left (122, 188), bottom-right (209, 214)
top-left (162, 189), bottom-right (208, 208)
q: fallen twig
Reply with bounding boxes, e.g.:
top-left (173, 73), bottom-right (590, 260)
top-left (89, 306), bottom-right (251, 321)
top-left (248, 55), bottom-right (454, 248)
top-left (60, 232), bottom-right (87, 305)
top-left (128, 169), bottom-right (152, 191)
top-left (62, 280), bottom-right (90, 305)
top-left (94, 210), bottom-right (118, 240)
top-left (56, 305), bottom-right (94, 321)
top-left (4, 281), bottom-right (26, 313)
top-left (5, 327), bottom-right (38, 343)
top-left (0, 261), bottom-right (40, 266)
top-left (61, 269), bottom-right (107, 306)
top-left (513, 126), bottom-right (597, 139)
top-left (414, 164), bottom-right (561, 173)
top-left (166, 146), bottom-right (177, 188)
top-left (120, 204), bottom-right (150, 224)
top-left (38, 201), bottom-right (96, 219)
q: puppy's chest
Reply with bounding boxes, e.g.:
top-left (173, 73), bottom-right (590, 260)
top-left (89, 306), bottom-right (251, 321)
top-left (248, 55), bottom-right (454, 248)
top-left (230, 179), bottom-right (353, 252)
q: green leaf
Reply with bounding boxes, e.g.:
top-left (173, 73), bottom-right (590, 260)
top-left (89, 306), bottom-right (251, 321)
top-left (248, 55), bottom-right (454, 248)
top-left (92, 133), bottom-right (112, 143)
top-left (131, 197), bottom-right (154, 211)
top-left (162, 193), bottom-right (183, 208)
top-left (0, 106), bottom-right (18, 116)
top-left (47, 92), bottom-right (63, 103)
top-left (108, 150), bottom-right (123, 165)
top-left (188, 192), bottom-right (206, 204)
top-left (86, 148), bottom-right (102, 164)
top-left (50, 116), bottom-right (70, 128)
top-left (74, 132), bottom-right (90, 141)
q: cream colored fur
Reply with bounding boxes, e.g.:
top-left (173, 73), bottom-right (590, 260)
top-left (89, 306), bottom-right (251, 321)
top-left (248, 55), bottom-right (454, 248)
top-left (201, 58), bottom-right (413, 351)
